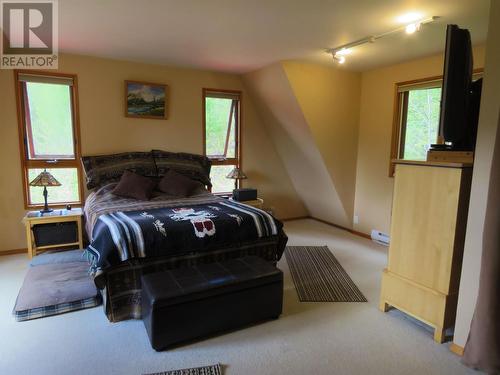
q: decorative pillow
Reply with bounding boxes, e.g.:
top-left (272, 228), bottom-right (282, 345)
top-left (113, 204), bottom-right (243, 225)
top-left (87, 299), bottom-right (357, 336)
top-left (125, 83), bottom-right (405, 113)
top-left (157, 169), bottom-right (203, 197)
top-left (152, 149), bottom-right (212, 188)
top-left (112, 170), bottom-right (156, 200)
top-left (81, 152), bottom-right (156, 190)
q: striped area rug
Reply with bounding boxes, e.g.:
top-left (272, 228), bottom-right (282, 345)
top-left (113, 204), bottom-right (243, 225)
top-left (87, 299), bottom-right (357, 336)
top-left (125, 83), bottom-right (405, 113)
top-left (285, 246), bottom-right (367, 302)
top-left (144, 363), bottom-right (222, 375)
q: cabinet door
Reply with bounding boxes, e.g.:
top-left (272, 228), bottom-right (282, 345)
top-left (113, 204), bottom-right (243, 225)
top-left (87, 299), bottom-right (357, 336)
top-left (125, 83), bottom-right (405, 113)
top-left (388, 164), bottom-right (462, 294)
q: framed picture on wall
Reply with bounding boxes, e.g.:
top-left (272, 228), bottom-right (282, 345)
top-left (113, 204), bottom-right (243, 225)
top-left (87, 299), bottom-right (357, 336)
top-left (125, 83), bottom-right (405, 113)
top-left (125, 80), bottom-right (168, 119)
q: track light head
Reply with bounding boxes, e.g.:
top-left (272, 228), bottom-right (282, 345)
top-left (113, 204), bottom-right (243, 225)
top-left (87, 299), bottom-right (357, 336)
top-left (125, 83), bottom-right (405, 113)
top-left (331, 52), bottom-right (347, 64)
top-left (405, 22), bottom-right (421, 34)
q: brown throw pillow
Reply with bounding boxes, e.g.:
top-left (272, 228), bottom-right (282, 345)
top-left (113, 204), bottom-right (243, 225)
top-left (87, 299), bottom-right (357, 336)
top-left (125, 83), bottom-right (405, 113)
top-left (157, 169), bottom-right (202, 197)
top-left (112, 170), bottom-right (156, 200)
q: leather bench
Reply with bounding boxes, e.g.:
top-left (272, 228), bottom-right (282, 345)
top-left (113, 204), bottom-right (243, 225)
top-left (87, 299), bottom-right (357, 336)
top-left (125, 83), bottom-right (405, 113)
top-left (141, 256), bottom-right (283, 351)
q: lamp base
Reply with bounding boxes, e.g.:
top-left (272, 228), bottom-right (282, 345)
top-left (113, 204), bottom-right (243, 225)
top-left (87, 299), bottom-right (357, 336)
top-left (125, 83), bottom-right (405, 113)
top-left (40, 186), bottom-right (52, 214)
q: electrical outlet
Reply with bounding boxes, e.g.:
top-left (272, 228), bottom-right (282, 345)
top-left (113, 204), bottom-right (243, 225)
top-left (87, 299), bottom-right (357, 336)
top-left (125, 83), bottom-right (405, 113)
top-left (353, 215), bottom-right (359, 224)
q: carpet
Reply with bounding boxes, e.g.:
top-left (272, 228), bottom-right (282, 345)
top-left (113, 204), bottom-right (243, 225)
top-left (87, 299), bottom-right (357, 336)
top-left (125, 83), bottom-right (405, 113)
top-left (144, 363), bottom-right (223, 375)
top-left (285, 245), bottom-right (367, 302)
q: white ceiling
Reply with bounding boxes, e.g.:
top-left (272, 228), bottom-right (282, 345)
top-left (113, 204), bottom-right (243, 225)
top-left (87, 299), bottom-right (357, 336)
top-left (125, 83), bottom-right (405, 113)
top-left (59, 0), bottom-right (490, 73)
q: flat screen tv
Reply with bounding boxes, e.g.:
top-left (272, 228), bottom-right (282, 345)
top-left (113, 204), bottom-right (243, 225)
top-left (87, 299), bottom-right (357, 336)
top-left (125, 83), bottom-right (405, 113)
top-left (434, 24), bottom-right (482, 151)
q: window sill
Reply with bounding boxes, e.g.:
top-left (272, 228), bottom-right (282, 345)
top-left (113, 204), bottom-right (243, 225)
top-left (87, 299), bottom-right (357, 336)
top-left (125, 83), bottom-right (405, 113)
top-left (213, 192), bottom-right (232, 198)
top-left (26, 202), bottom-right (83, 210)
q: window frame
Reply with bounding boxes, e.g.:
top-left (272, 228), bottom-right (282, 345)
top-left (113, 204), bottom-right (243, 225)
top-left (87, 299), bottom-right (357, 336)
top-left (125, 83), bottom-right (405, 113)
top-left (202, 88), bottom-right (242, 194)
top-left (388, 69), bottom-right (483, 177)
top-left (14, 69), bottom-right (84, 209)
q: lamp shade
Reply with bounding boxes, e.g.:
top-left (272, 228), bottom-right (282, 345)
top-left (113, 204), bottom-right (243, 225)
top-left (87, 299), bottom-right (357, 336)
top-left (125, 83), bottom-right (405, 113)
top-left (226, 167), bottom-right (247, 180)
top-left (29, 170), bottom-right (61, 187)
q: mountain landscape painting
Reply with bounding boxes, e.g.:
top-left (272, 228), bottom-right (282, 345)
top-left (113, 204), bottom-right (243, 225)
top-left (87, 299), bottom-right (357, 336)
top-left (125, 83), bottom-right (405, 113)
top-left (125, 81), bottom-right (168, 119)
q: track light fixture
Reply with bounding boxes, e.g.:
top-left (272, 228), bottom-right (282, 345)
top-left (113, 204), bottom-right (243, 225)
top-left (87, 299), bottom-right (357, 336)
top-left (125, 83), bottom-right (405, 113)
top-left (327, 16), bottom-right (439, 64)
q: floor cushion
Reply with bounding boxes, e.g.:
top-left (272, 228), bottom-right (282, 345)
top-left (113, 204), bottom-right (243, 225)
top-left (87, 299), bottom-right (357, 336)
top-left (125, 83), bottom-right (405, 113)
top-left (14, 260), bottom-right (100, 321)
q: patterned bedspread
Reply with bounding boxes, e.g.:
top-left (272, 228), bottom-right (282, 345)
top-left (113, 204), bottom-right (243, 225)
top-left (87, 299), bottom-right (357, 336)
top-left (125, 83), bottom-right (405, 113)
top-left (84, 183), bottom-right (221, 237)
top-left (84, 183), bottom-right (281, 275)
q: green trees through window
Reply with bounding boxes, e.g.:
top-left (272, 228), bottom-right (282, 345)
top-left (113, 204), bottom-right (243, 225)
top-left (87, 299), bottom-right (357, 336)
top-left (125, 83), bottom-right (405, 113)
top-left (16, 72), bottom-right (81, 207)
top-left (205, 97), bottom-right (236, 159)
top-left (28, 168), bottom-right (79, 204)
top-left (203, 89), bottom-right (241, 194)
top-left (403, 88), bottom-right (441, 160)
top-left (25, 82), bottom-right (75, 159)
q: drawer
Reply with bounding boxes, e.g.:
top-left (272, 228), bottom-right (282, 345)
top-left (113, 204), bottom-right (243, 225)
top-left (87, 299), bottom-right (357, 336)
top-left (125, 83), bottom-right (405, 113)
top-left (380, 270), bottom-right (447, 328)
top-left (32, 222), bottom-right (78, 247)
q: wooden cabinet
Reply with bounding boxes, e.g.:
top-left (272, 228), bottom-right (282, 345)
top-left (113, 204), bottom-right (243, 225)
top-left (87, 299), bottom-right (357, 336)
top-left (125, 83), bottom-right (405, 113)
top-left (379, 160), bottom-right (472, 343)
top-left (23, 208), bottom-right (84, 258)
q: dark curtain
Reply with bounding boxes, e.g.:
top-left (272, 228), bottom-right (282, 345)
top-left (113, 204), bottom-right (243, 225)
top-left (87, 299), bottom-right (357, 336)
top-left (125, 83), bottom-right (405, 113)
top-left (462, 111), bottom-right (500, 374)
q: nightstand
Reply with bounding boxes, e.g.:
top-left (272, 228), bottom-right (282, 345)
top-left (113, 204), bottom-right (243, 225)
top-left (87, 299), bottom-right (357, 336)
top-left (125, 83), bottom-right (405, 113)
top-left (23, 208), bottom-right (83, 258)
top-left (230, 197), bottom-right (264, 210)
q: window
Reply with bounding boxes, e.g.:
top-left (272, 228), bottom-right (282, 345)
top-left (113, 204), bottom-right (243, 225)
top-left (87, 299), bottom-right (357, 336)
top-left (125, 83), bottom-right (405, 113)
top-left (203, 89), bottom-right (241, 194)
top-left (389, 71), bottom-right (482, 176)
top-left (15, 71), bottom-right (83, 208)
top-left (397, 82), bottom-right (442, 162)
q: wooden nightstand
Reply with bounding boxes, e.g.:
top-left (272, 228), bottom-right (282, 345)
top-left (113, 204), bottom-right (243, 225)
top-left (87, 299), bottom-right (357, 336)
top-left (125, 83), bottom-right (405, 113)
top-left (230, 197), bottom-right (264, 210)
top-left (23, 208), bottom-right (83, 258)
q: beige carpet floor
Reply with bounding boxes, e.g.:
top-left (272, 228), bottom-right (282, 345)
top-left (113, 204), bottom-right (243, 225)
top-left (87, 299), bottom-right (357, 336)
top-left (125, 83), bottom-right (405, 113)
top-left (0, 219), bottom-right (478, 375)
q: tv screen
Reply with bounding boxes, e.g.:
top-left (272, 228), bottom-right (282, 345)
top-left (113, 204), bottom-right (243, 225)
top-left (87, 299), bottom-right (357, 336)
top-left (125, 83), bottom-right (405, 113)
top-left (438, 24), bottom-right (474, 150)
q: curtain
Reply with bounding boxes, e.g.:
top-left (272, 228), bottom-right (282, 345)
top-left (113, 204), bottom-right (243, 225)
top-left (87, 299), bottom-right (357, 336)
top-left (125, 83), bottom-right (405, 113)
top-left (462, 111), bottom-right (500, 374)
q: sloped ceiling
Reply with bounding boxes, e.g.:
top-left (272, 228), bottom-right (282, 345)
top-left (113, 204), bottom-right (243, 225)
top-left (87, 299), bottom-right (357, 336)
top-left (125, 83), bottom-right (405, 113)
top-left (243, 62), bottom-right (361, 227)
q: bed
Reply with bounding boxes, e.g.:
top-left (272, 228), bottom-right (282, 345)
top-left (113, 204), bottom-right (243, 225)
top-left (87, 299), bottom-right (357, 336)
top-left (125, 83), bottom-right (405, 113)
top-left (81, 150), bottom-right (287, 322)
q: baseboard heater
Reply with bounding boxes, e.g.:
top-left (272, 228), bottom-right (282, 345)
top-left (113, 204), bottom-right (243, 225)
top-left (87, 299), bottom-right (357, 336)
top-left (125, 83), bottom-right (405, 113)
top-left (371, 230), bottom-right (390, 246)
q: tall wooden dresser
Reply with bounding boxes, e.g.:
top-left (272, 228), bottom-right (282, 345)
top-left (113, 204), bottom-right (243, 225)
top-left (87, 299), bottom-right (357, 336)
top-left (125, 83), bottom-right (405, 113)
top-left (379, 160), bottom-right (472, 343)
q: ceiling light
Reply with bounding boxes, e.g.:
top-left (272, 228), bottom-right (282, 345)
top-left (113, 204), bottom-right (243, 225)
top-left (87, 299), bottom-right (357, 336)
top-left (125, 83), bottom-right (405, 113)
top-left (333, 49), bottom-right (350, 64)
top-left (332, 54), bottom-right (346, 64)
top-left (405, 22), bottom-right (421, 34)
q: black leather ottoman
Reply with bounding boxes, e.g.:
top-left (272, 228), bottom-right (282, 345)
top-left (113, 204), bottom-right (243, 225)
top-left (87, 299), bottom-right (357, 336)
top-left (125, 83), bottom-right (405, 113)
top-left (141, 256), bottom-right (283, 351)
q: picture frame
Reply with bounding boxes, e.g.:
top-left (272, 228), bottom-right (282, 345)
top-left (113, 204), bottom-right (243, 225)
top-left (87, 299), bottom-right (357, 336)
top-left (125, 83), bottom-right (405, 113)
top-left (125, 80), bottom-right (168, 119)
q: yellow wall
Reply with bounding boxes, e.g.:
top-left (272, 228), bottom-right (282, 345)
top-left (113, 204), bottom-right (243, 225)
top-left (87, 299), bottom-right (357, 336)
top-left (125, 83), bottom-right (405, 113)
top-left (283, 62), bottom-right (361, 225)
top-left (354, 45), bottom-right (486, 235)
top-left (243, 62), bottom-right (361, 227)
top-left (0, 53), bottom-right (307, 252)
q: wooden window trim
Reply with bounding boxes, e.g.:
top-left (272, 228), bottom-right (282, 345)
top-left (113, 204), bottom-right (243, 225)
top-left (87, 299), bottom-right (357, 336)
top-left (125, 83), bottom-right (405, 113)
top-left (398, 92), bottom-right (409, 159)
top-left (202, 88), bottom-right (242, 194)
top-left (388, 68), bottom-right (483, 177)
top-left (14, 69), bottom-right (84, 209)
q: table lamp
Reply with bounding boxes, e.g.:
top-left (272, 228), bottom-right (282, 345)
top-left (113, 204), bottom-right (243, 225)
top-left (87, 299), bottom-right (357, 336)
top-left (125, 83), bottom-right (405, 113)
top-left (226, 167), bottom-right (247, 188)
top-left (226, 167), bottom-right (258, 201)
top-left (29, 169), bottom-right (61, 213)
